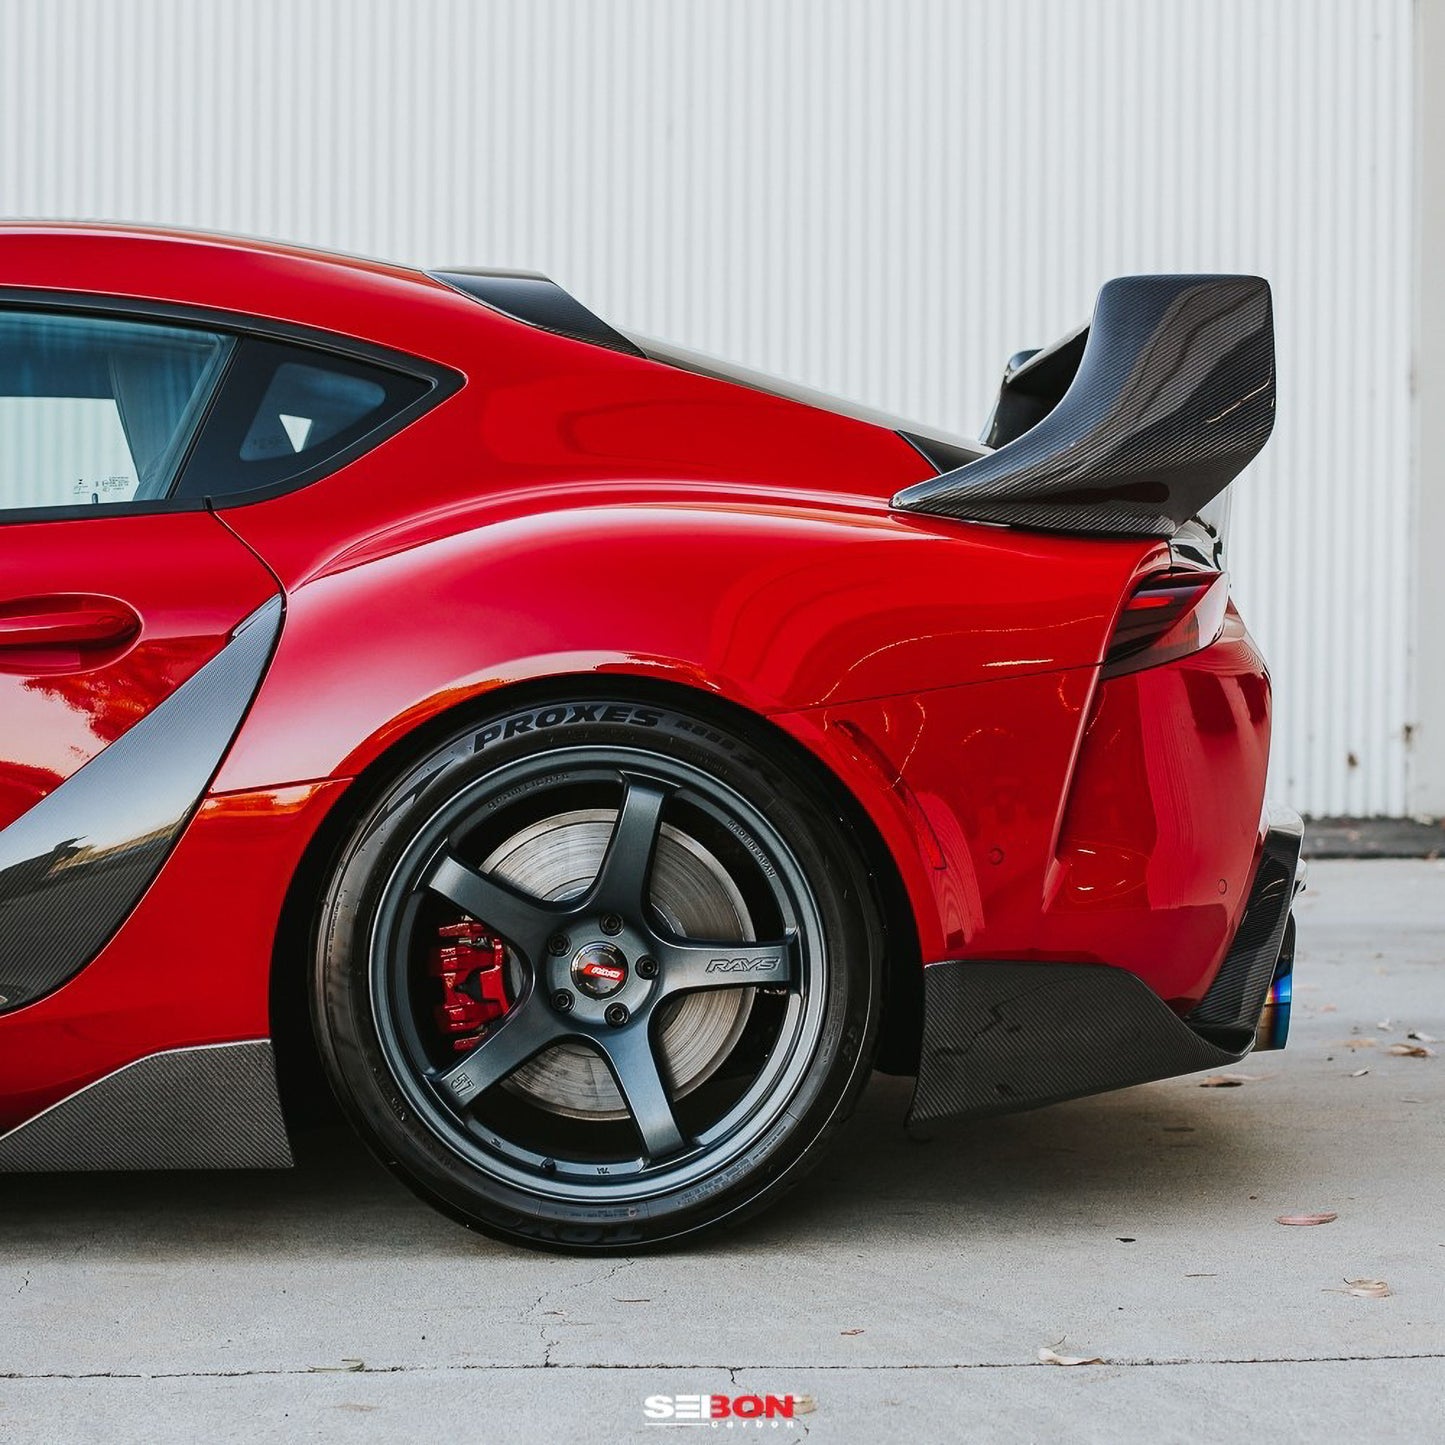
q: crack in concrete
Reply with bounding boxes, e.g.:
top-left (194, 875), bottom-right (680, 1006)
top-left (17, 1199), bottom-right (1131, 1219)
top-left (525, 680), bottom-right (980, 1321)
top-left (2, 1352), bottom-right (1442, 1381)
top-left (519, 1286), bottom-right (550, 1367)
top-left (523, 1256), bottom-right (639, 1367)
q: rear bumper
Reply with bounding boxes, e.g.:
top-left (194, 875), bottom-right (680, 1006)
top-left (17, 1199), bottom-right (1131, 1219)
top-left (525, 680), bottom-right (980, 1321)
top-left (908, 805), bottom-right (1304, 1127)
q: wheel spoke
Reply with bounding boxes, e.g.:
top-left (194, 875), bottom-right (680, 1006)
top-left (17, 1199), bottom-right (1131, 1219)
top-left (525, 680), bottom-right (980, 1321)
top-left (595, 1023), bottom-right (686, 1160)
top-left (654, 931), bottom-right (798, 997)
top-left (425, 849), bottom-right (562, 960)
top-left (585, 776), bottom-right (671, 915)
top-left (433, 993), bottom-right (564, 1108)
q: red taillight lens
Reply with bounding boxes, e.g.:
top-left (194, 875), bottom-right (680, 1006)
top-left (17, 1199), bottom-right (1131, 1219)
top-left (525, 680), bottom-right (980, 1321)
top-left (1102, 570), bottom-right (1229, 678)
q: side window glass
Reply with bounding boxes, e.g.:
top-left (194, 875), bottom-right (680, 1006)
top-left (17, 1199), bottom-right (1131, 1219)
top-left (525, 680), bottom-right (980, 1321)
top-left (0, 311), bottom-right (231, 514)
top-left (176, 339), bottom-right (429, 501)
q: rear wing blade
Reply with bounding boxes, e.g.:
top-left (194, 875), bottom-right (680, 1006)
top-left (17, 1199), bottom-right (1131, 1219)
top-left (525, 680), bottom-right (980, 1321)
top-left (891, 274), bottom-right (1275, 538)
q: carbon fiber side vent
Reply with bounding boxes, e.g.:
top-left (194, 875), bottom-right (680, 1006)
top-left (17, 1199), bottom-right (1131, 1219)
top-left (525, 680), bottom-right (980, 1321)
top-left (0, 596), bottom-right (282, 1013)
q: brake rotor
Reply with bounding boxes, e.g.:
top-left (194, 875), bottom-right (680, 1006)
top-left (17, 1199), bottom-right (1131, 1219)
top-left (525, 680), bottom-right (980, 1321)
top-left (480, 808), bottom-right (754, 1119)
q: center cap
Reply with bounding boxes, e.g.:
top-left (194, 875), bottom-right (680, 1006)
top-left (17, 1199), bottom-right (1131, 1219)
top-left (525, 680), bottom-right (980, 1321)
top-left (571, 941), bottom-right (629, 999)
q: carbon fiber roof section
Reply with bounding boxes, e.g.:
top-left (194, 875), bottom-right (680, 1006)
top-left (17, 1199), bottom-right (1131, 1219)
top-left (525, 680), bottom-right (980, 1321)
top-left (892, 274), bottom-right (1275, 538)
top-left (431, 269), bottom-right (644, 357)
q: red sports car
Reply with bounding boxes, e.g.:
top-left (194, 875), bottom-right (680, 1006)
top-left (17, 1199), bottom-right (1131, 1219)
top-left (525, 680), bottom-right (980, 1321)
top-left (0, 225), bottom-right (1299, 1249)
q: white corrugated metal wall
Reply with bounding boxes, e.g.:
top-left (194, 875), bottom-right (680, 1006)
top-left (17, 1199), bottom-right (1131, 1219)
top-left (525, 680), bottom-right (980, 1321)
top-left (0, 0), bottom-right (1420, 816)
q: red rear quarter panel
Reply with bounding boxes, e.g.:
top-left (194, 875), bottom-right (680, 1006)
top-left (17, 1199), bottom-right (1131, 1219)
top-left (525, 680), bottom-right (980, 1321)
top-left (785, 607), bottom-right (1272, 1005)
top-left (212, 506), bottom-right (1154, 789)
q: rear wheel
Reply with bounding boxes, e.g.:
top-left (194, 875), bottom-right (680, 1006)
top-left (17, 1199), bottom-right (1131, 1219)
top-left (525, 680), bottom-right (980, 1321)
top-left (312, 695), bottom-right (881, 1249)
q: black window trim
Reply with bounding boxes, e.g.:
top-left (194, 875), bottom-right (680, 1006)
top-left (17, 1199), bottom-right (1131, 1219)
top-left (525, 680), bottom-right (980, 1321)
top-left (0, 288), bottom-right (465, 526)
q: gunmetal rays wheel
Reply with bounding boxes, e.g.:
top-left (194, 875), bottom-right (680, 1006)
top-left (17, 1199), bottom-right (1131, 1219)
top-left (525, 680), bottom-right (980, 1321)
top-left (313, 695), bottom-right (882, 1250)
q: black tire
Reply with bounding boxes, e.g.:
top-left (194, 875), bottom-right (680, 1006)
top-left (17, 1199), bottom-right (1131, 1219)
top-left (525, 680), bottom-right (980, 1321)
top-left (312, 692), bottom-right (882, 1250)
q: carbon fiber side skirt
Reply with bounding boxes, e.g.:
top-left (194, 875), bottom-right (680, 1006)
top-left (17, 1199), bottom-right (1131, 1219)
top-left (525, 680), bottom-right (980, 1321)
top-left (0, 1041), bottom-right (292, 1171)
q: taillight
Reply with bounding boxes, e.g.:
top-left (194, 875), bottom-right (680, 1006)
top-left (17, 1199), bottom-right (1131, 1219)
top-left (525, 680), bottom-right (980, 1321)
top-left (1102, 570), bottom-right (1229, 678)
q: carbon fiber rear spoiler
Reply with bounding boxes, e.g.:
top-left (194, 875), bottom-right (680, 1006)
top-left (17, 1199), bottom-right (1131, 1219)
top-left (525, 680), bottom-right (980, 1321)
top-left (891, 275), bottom-right (1275, 538)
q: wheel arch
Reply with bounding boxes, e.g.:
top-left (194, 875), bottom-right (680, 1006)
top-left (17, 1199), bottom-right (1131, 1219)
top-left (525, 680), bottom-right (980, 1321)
top-left (267, 671), bottom-right (924, 1128)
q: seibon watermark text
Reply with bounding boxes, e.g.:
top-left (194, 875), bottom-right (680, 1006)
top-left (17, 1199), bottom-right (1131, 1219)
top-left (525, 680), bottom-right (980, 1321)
top-left (642, 1393), bottom-right (814, 1427)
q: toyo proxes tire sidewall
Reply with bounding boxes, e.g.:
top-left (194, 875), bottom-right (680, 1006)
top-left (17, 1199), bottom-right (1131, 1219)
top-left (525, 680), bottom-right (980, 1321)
top-left (311, 691), bottom-right (882, 1251)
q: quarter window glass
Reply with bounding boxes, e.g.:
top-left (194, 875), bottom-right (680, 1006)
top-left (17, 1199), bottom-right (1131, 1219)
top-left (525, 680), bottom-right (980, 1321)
top-left (176, 338), bottom-right (429, 501)
top-left (0, 312), bottom-right (231, 513)
top-left (239, 363), bottom-right (387, 461)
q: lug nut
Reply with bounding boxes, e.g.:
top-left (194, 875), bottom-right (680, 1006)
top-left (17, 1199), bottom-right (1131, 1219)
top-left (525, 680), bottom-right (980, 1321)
top-left (604, 1002), bottom-right (630, 1027)
top-left (600, 913), bottom-right (624, 936)
top-left (636, 956), bottom-right (658, 979)
top-left (552, 989), bottom-right (575, 1013)
top-left (547, 933), bottom-right (571, 956)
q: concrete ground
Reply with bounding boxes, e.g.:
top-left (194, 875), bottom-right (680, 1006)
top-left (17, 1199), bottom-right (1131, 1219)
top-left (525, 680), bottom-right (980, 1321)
top-left (2, 859), bottom-right (1443, 1443)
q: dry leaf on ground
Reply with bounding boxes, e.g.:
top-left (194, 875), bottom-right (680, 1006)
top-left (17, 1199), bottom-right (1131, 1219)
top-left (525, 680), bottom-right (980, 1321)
top-left (1039, 1347), bottom-right (1105, 1366)
top-left (1350, 1068), bottom-right (1370, 1077)
top-left (1407, 1030), bottom-right (1437, 1043)
top-left (1325, 1278), bottom-right (1392, 1299)
top-left (1337, 1038), bottom-right (1377, 1051)
top-left (840, 1328), bottom-right (865, 1336)
top-left (1387, 1042), bottom-right (1435, 1057)
top-left (1276, 1212), bottom-right (1338, 1226)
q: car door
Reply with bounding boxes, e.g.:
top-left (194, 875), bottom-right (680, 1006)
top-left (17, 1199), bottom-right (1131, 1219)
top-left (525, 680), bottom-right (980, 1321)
top-left (0, 303), bottom-right (279, 1012)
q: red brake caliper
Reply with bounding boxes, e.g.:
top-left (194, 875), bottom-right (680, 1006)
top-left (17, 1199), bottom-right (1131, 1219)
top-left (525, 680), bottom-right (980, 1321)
top-left (429, 919), bottom-right (510, 1051)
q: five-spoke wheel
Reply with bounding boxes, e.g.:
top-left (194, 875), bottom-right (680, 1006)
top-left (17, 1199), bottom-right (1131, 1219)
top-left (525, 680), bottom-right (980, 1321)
top-left (314, 697), bottom-right (880, 1249)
